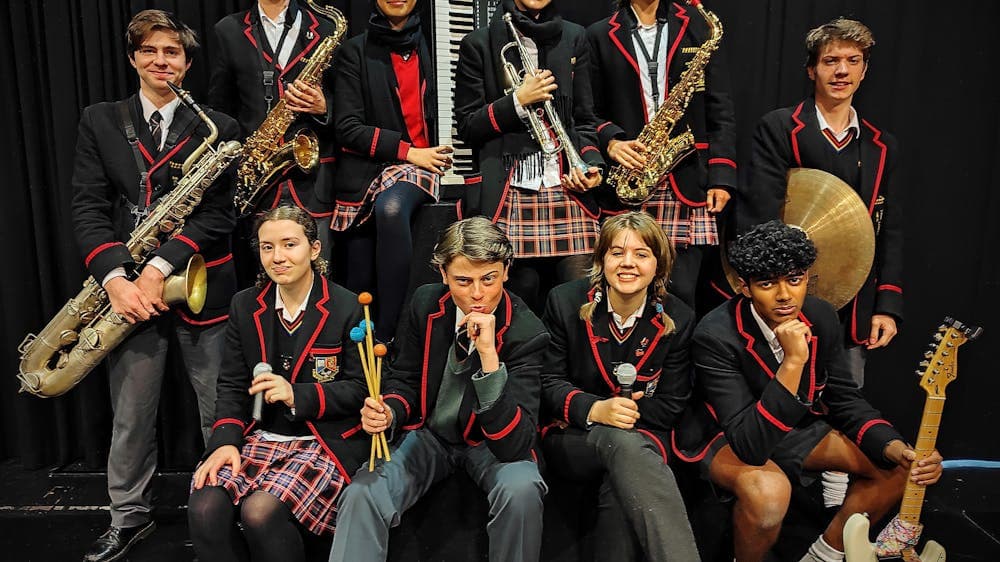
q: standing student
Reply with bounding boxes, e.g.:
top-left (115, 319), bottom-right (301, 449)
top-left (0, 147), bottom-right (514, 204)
top-left (587, 0), bottom-right (737, 311)
top-left (72, 10), bottom-right (239, 561)
top-left (329, 0), bottom-right (449, 342)
top-left (455, 0), bottom-right (606, 313)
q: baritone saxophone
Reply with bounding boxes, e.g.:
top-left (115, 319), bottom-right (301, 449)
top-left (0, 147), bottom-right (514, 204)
top-left (16, 84), bottom-right (242, 398)
top-left (233, 0), bottom-right (346, 216)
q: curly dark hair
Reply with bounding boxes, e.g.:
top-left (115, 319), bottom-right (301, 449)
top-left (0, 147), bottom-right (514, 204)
top-left (727, 220), bottom-right (817, 281)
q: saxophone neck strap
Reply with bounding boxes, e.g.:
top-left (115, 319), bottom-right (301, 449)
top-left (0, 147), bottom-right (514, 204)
top-left (631, 22), bottom-right (665, 113)
top-left (251, 3), bottom-right (300, 112)
top-left (118, 100), bottom-right (150, 218)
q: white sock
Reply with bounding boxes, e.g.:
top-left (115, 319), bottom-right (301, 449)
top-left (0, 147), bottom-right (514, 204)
top-left (821, 470), bottom-right (849, 508)
top-left (800, 535), bottom-right (845, 562)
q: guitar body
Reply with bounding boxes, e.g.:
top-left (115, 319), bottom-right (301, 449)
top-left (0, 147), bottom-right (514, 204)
top-left (842, 318), bottom-right (981, 562)
top-left (844, 513), bottom-right (946, 561)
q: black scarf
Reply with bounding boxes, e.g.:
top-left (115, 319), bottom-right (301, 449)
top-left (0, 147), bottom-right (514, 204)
top-left (367, 1), bottom-right (423, 53)
top-left (501, 0), bottom-right (562, 46)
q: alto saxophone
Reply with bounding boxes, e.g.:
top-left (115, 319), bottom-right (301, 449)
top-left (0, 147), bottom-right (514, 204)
top-left (233, 0), bottom-right (346, 216)
top-left (608, 0), bottom-right (722, 205)
top-left (17, 84), bottom-right (243, 398)
top-left (500, 12), bottom-right (590, 175)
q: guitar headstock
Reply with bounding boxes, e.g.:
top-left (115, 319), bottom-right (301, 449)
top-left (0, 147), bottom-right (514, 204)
top-left (916, 317), bottom-right (982, 397)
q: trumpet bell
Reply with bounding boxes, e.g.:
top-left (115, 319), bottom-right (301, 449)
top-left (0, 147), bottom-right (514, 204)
top-left (163, 254), bottom-right (207, 314)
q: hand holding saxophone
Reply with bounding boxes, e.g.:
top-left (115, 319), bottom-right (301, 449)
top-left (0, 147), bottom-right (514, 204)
top-left (608, 139), bottom-right (648, 170)
top-left (515, 68), bottom-right (557, 106)
top-left (406, 145), bottom-right (454, 175)
top-left (284, 79), bottom-right (327, 115)
top-left (105, 276), bottom-right (160, 324)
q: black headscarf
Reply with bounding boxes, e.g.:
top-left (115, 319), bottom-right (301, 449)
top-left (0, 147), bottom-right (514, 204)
top-left (501, 0), bottom-right (562, 46)
top-left (367, 0), bottom-right (424, 53)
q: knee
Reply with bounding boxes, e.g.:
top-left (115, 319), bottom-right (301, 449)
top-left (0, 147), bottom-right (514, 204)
top-left (489, 462), bottom-right (545, 516)
top-left (589, 426), bottom-right (645, 461)
top-left (733, 470), bottom-right (791, 530)
top-left (239, 492), bottom-right (287, 534)
top-left (188, 487), bottom-right (230, 536)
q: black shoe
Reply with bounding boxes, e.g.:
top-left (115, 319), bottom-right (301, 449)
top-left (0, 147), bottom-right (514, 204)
top-left (82, 520), bottom-right (156, 562)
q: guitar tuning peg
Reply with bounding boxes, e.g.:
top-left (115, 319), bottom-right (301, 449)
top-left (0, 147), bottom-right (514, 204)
top-left (924, 351), bottom-right (934, 359)
top-left (915, 370), bottom-right (924, 377)
top-left (933, 333), bottom-right (944, 341)
top-left (918, 360), bottom-right (930, 368)
top-left (938, 324), bottom-right (948, 331)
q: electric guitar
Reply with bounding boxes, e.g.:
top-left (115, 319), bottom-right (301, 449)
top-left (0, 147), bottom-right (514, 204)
top-left (843, 317), bottom-right (981, 561)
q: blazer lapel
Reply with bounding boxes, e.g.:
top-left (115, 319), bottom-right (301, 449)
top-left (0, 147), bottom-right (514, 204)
top-left (858, 120), bottom-right (887, 215)
top-left (283, 8), bottom-right (322, 80)
top-left (583, 288), bottom-right (618, 394)
top-left (632, 303), bottom-right (668, 373)
top-left (665, 2), bottom-right (692, 96)
top-left (253, 282), bottom-right (277, 365)
top-left (734, 298), bottom-right (781, 379)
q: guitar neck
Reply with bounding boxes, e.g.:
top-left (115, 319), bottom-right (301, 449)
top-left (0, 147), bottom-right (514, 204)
top-left (898, 393), bottom-right (945, 524)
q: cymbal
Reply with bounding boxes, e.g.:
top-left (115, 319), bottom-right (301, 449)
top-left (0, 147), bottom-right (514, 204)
top-left (722, 168), bottom-right (875, 310)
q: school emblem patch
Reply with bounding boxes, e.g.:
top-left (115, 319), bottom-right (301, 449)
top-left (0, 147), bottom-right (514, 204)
top-left (313, 356), bottom-right (339, 382)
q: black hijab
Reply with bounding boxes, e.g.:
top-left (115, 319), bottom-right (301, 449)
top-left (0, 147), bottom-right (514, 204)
top-left (367, 0), bottom-right (424, 53)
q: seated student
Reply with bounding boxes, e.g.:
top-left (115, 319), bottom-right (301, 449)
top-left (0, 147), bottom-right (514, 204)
top-left (686, 220), bottom-right (942, 562)
top-left (540, 211), bottom-right (700, 561)
top-left (329, 216), bottom-right (550, 562)
top-left (188, 206), bottom-right (369, 562)
top-left (330, 0), bottom-right (451, 342)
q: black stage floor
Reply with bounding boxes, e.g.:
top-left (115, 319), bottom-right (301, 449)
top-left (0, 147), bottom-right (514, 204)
top-left (0, 458), bottom-right (997, 561)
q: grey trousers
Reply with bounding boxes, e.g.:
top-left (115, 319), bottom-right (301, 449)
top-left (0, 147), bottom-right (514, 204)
top-left (329, 428), bottom-right (547, 562)
top-left (105, 318), bottom-right (223, 527)
top-left (542, 425), bottom-right (701, 562)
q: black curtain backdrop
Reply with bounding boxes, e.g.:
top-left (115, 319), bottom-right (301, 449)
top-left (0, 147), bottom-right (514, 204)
top-left (1, 1), bottom-right (997, 473)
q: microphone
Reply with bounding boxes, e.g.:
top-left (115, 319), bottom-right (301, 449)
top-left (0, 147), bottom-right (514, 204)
top-left (614, 363), bottom-right (638, 398)
top-left (252, 362), bottom-right (272, 422)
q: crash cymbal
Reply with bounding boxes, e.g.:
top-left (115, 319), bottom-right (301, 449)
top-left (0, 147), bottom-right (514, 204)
top-left (722, 168), bottom-right (875, 310)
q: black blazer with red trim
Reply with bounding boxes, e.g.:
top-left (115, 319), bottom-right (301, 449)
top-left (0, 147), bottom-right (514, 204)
top-left (690, 295), bottom-right (903, 468)
top-left (206, 274), bottom-right (370, 480)
top-left (540, 279), bottom-right (694, 450)
top-left (208, 5), bottom-right (341, 214)
top-left (330, 30), bottom-right (437, 203)
top-left (454, 6), bottom-right (605, 220)
top-left (586, 3), bottom-right (738, 211)
top-left (738, 98), bottom-right (904, 344)
top-left (382, 283), bottom-right (549, 463)
top-left (71, 94), bottom-right (239, 323)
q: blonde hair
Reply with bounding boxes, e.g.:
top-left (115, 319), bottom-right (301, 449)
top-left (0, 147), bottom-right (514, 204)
top-left (431, 216), bottom-right (514, 270)
top-left (252, 206), bottom-right (329, 286)
top-left (579, 212), bottom-right (676, 334)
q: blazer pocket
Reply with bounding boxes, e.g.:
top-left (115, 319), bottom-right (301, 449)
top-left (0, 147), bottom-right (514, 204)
top-left (308, 343), bottom-right (343, 383)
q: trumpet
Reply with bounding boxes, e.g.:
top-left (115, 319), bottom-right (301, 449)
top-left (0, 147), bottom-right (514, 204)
top-left (500, 12), bottom-right (589, 175)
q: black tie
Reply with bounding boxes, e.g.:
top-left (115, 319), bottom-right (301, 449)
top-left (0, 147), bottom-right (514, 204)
top-left (455, 325), bottom-right (471, 362)
top-left (149, 111), bottom-right (163, 150)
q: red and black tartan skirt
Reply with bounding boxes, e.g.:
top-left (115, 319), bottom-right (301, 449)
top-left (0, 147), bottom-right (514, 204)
top-left (495, 182), bottom-right (600, 258)
top-left (196, 431), bottom-right (346, 536)
top-left (329, 163), bottom-right (439, 232)
top-left (635, 178), bottom-right (719, 247)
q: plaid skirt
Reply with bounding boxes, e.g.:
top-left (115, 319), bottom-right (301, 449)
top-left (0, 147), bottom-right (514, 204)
top-left (195, 431), bottom-right (346, 536)
top-left (495, 182), bottom-right (599, 258)
top-left (329, 164), bottom-right (439, 232)
top-left (636, 178), bottom-right (719, 247)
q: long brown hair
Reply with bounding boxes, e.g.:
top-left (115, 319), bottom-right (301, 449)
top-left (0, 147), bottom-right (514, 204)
top-left (579, 212), bottom-right (676, 334)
